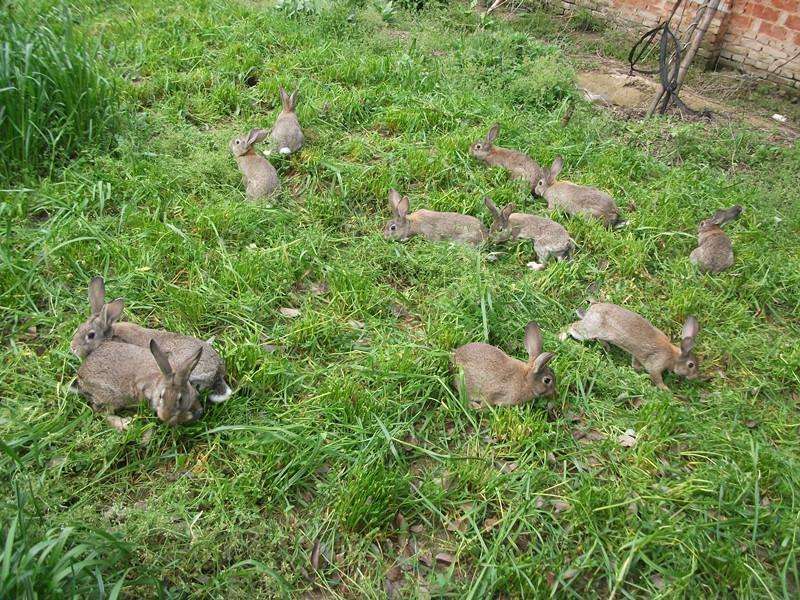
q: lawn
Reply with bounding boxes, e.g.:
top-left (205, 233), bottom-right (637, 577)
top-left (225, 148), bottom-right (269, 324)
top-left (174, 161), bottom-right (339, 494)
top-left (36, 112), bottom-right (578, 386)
top-left (2, 0), bottom-right (800, 597)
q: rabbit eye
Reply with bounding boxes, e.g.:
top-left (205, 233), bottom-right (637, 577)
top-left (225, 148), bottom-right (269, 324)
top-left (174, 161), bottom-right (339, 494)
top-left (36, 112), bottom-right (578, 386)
top-left (389, 224), bottom-right (397, 231)
top-left (87, 331), bottom-right (95, 340)
top-left (475, 143), bottom-right (482, 149)
top-left (687, 361), bottom-right (695, 369)
top-left (543, 377), bottom-right (552, 385)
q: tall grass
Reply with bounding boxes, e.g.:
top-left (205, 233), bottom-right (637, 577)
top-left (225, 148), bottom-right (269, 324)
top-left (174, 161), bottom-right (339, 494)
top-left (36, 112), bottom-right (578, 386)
top-left (0, 7), bottom-right (119, 184)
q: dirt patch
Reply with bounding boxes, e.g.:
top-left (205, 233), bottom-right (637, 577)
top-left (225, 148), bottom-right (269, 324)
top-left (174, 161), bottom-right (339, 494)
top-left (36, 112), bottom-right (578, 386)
top-left (577, 62), bottom-right (798, 140)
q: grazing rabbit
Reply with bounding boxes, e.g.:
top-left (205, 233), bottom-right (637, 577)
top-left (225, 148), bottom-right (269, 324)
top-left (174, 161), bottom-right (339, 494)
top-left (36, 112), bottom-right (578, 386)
top-left (469, 123), bottom-right (544, 187)
top-left (269, 86), bottom-right (304, 155)
top-left (484, 197), bottom-right (573, 270)
top-left (534, 157), bottom-right (620, 227)
top-left (70, 277), bottom-right (232, 403)
top-left (564, 303), bottom-right (699, 390)
top-left (76, 339), bottom-right (203, 428)
top-left (453, 322), bottom-right (556, 407)
top-left (383, 189), bottom-right (488, 246)
top-left (230, 128), bottom-right (280, 200)
top-left (689, 205), bottom-right (742, 274)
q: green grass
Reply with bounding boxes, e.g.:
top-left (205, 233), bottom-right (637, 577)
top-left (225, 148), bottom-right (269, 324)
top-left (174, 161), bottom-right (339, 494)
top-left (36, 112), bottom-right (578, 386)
top-left (1, 0), bottom-right (800, 597)
top-left (0, 5), bottom-right (119, 183)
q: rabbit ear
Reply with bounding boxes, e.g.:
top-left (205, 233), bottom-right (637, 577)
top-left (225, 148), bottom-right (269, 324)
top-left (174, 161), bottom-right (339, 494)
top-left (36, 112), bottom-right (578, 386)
top-left (88, 276), bottom-right (105, 316)
top-left (279, 86), bottom-right (290, 110)
top-left (289, 89), bottom-right (299, 110)
top-left (680, 316), bottom-right (699, 355)
top-left (532, 352), bottom-right (555, 374)
top-left (483, 197), bottom-right (500, 217)
top-left (524, 321), bottom-right (543, 362)
top-left (149, 339), bottom-right (173, 376)
top-left (397, 196), bottom-right (410, 220)
top-left (501, 203), bottom-right (515, 221)
top-left (550, 157), bottom-right (564, 182)
top-left (176, 346), bottom-right (203, 382)
top-left (105, 298), bottom-right (124, 325)
top-left (486, 123), bottom-right (499, 143)
top-left (389, 189), bottom-right (402, 215)
top-left (245, 128), bottom-right (269, 146)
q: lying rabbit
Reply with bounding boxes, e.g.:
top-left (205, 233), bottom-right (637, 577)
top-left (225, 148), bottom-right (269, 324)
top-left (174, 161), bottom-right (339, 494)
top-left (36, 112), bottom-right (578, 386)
top-left (484, 197), bottom-right (573, 270)
top-left (230, 128), bottom-right (280, 200)
top-left (70, 277), bottom-right (232, 403)
top-left (534, 157), bottom-right (619, 227)
top-left (76, 338), bottom-right (203, 428)
top-left (690, 205), bottom-right (742, 273)
top-left (470, 123), bottom-right (544, 188)
top-left (383, 189), bottom-right (488, 246)
top-left (269, 86), bottom-right (304, 155)
top-left (563, 303), bottom-right (699, 390)
top-left (452, 321), bottom-right (556, 407)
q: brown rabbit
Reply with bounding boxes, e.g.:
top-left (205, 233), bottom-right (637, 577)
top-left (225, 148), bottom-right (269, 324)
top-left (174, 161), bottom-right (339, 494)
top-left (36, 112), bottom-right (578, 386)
top-left (269, 86), bottom-right (303, 155)
top-left (534, 157), bottom-right (619, 227)
top-left (230, 128), bottom-right (280, 200)
top-left (76, 339), bottom-right (203, 428)
top-left (383, 189), bottom-right (488, 246)
top-left (564, 303), bottom-right (699, 390)
top-left (70, 277), bottom-right (232, 403)
top-left (484, 197), bottom-right (573, 269)
top-left (469, 123), bottom-right (544, 188)
top-left (452, 321), bottom-right (556, 407)
top-left (690, 205), bottom-right (742, 274)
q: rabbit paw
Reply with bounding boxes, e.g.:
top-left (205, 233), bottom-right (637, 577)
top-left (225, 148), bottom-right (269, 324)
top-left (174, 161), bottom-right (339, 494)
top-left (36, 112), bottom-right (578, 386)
top-left (209, 383), bottom-right (232, 403)
top-left (279, 147), bottom-right (291, 155)
top-left (526, 261), bottom-right (546, 271)
top-left (106, 415), bottom-right (132, 432)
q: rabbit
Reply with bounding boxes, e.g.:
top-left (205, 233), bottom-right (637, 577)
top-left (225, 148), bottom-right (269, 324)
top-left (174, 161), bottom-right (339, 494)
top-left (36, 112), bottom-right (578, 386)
top-left (452, 321), bottom-right (556, 407)
top-left (230, 128), bottom-right (280, 200)
top-left (689, 205), bottom-right (742, 274)
top-left (534, 157), bottom-right (620, 227)
top-left (76, 339), bottom-right (203, 428)
top-left (269, 86), bottom-right (304, 155)
top-left (484, 197), bottom-right (573, 270)
top-left (563, 302), bottom-right (699, 390)
top-left (70, 277), bottom-right (232, 403)
top-left (383, 189), bottom-right (488, 247)
top-left (470, 123), bottom-right (544, 188)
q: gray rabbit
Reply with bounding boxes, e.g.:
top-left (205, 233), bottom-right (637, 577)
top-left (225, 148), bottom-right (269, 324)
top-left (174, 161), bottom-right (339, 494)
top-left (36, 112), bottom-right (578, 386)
top-left (230, 128), bottom-right (280, 200)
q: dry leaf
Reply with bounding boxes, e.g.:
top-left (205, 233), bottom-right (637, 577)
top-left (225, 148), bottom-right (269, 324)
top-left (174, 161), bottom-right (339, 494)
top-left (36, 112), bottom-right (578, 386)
top-left (650, 573), bottom-right (665, 590)
top-left (279, 307), bottom-right (301, 318)
top-left (310, 538), bottom-right (324, 571)
top-left (534, 496), bottom-right (546, 509)
top-left (618, 428), bottom-right (637, 448)
top-left (418, 553), bottom-right (433, 568)
top-left (309, 281), bottom-right (329, 296)
top-left (551, 499), bottom-right (571, 513)
top-left (410, 524), bottom-right (424, 534)
top-left (745, 419), bottom-right (758, 429)
top-left (446, 518), bottom-right (467, 533)
top-left (483, 517), bottom-right (500, 531)
top-left (106, 416), bottom-right (131, 432)
top-left (562, 567), bottom-right (579, 580)
top-left (435, 552), bottom-right (455, 566)
top-left (497, 461), bottom-right (518, 474)
top-left (395, 512), bottom-right (406, 529)
top-left (139, 429), bottom-right (154, 446)
top-left (348, 320), bottom-right (365, 330)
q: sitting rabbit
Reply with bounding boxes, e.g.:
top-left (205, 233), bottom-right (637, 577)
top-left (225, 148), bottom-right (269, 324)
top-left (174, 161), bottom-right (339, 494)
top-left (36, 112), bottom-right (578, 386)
top-left (230, 128), bottom-right (280, 200)
top-left (534, 157), bottom-right (620, 227)
top-left (484, 197), bottom-right (573, 270)
top-left (70, 277), bottom-right (232, 403)
top-left (269, 86), bottom-right (304, 155)
top-left (452, 321), bottom-right (556, 407)
top-left (383, 189), bottom-right (488, 246)
top-left (564, 303), bottom-right (699, 390)
top-left (470, 123), bottom-right (544, 189)
top-left (690, 205), bottom-right (742, 273)
top-left (76, 338), bottom-right (203, 428)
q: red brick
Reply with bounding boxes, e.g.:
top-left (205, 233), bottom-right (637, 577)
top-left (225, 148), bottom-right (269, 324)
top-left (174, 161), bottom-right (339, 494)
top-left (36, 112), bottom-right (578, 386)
top-left (786, 13), bottom-right (800, 30)
top-left (772, 0), bottom-right (799, 13)
top-left (728, 13), bottom-right (755, 33)
top-left (750, 3), bottom-right (781, 22)
top-left (759, 20), bottom-right (789, 40)
top-left (795, 31), bottom-right (800, 45)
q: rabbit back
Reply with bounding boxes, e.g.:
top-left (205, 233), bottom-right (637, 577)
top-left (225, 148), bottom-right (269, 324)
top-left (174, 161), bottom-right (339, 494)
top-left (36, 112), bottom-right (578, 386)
top-left (76, 341), bottom-right (160, 412)
top-left (412, 210), bottom-right (488, 246)
top-left (271, 113), bottom-right (303, 154)
top-left (112, 322), bottom-right (225, 391)
top-left (546, 182), bottom-right (618, 226)
top-left (453, 343), bottom-right (533, 406)
top-left (691, 230), bottom-right (734, 273)
top-left (485, 148), bottom-right (542, 183)
top-left (573, 303), bottom-right (673, 361)
top-left (236, 154), bottom-right (280, 200)
top-left (509, 213), bottom-right (572, 261)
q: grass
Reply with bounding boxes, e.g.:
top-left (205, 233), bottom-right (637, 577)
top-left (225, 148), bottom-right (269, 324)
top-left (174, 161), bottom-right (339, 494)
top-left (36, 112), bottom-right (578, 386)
top-left (0, 5), bottom-right (119, 183)
top-left (1, 0), bottom-right (799, 597)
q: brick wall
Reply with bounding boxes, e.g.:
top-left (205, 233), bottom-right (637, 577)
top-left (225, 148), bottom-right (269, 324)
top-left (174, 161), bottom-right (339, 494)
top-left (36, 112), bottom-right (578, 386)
top-left (557, 0), bottom-right (800, 88)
